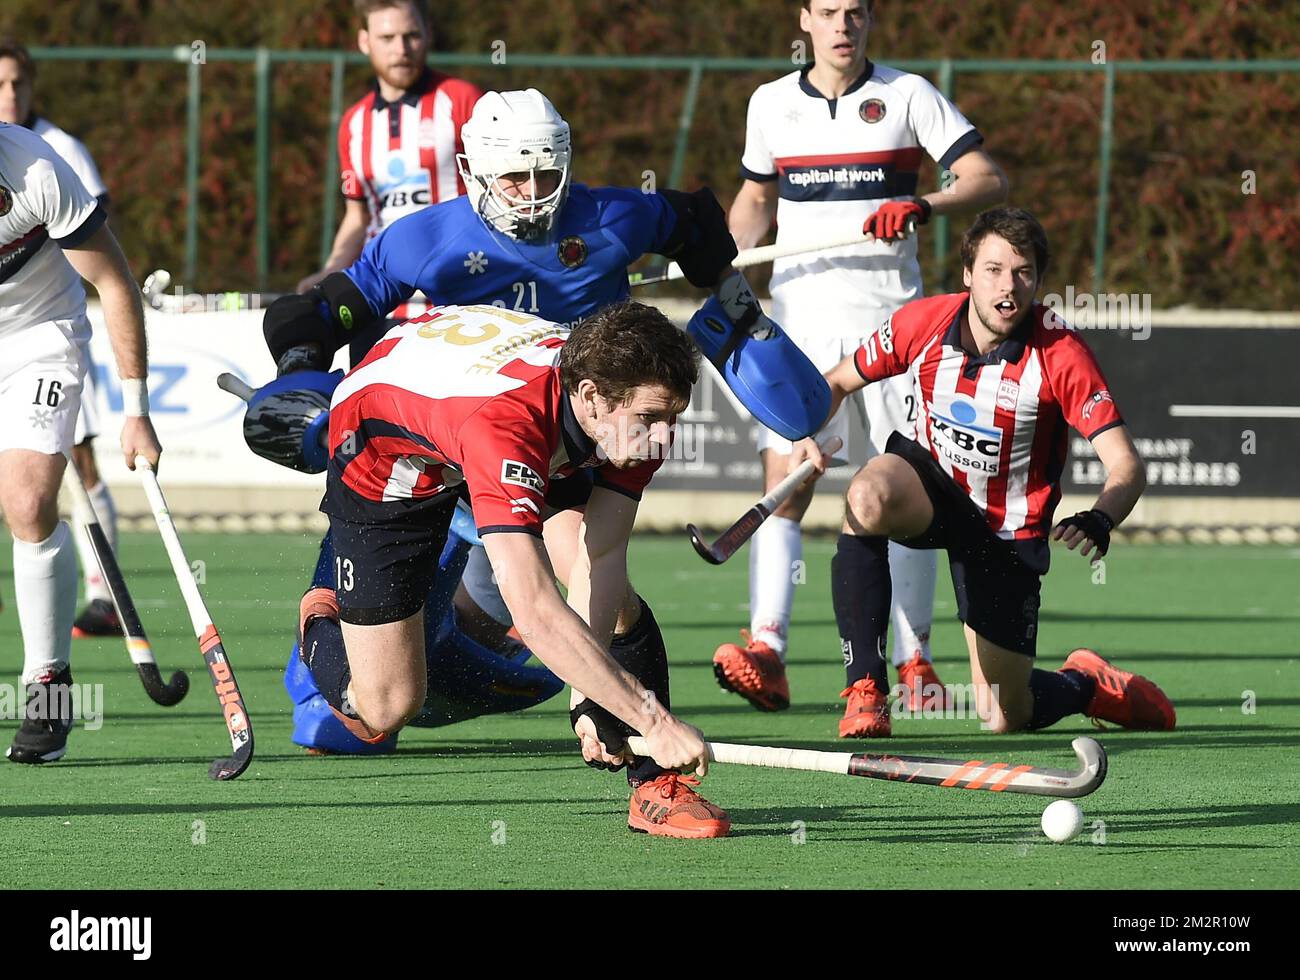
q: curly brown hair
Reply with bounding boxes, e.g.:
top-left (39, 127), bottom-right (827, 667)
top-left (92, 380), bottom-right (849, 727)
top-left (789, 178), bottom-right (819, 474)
top-left (559, 301), bottom-right (699, 411)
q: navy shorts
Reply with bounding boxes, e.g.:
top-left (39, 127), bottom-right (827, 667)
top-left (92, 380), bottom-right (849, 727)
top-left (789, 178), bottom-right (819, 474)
top-left (886, 433), bottom-right (1046, 657)
top-left (328, 496), bottom-right (457, 627)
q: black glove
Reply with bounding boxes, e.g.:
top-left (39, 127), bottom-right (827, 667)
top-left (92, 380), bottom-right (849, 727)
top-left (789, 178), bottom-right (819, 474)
top-left (570, 699), bottom-right (634, 772)
top-left (1055, 508), bottom-right (1115, 557)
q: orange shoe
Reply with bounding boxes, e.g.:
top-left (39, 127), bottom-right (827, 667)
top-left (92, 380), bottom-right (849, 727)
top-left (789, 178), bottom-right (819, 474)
top-left (896, 652), bottom-right (950, 712)
top-left (628, 772), bottom-right (730, 839)
top-left (712, 630), bottom-right (790, 711)
top-left (298, 586), bottom-right (339, 643)
top-left (1062, 648), bottom-right (1176, 731)
top-left (839, 676), bottom-right (892, 738)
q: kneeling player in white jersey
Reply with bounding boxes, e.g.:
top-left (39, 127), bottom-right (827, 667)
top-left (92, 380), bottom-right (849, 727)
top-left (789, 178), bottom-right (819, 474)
top-left (0, 123), bottom-right (161, 763)
top-left (792, 208), bottom-right (1175, 736)
top-left (304, 300), bottom-right (730, 838)
top-left (0, 40), bottom-right (126, 638)
top-left (715, 0), bottom-right (1008, 730)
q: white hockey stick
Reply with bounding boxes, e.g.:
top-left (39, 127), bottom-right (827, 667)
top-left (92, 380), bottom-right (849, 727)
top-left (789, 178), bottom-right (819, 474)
top-left (624, 735), bottom-right (1107, 799)
top-left (630, 218), bottom-right (916, 287)
top-left (136, 459), bottom-right (254, 780)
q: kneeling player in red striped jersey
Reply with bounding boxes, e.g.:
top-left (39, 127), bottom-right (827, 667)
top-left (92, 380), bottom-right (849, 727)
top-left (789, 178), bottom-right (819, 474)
top-left (308, 300), bottom-right (729, 837)
top-left (792, 207), bottom-right (1175, 737)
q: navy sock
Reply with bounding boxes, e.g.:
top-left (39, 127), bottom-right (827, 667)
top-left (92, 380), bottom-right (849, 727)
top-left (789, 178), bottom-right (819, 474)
top-left (301, 617), bottom-right (354, 716)
top-left (1027, 668), bottom-right (1096, 729)
top-left (610, 599), bottom-right (672, 785)
top-left (831, 534), bottom-right (891, 688)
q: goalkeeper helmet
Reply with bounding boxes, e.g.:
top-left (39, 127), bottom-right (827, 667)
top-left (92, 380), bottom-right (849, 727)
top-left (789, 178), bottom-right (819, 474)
top-left (456, 89), bottom-right (572, 242)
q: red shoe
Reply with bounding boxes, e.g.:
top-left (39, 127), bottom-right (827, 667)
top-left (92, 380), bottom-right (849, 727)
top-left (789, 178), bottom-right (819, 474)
top-left (896, 652), bottom-right (950, 712)
top-left (712, 630), bottom-right (790, 711)
top-left (72, 598), bottom-right (124, 638)
top-left (839, 676), bottom-right (892, 738)
top-left (628, 772), bottom-right (730, 839)
top-left (298, 586), bottom-right (339, 643)
top-left (1062, 648), bottom-right (1176, 731)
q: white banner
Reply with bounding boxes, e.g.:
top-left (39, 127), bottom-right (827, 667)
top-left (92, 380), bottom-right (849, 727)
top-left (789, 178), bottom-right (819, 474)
top-left (85, 306), bottom-right (345, 487)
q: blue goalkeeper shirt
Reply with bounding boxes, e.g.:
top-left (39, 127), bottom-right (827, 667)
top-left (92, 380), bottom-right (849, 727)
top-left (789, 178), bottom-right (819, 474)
top-left (343, 183), bottom-right (679, 328)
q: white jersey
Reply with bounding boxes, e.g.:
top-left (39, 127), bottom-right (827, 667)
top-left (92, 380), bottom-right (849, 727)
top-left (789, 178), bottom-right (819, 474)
top-left (30, 116), bottom-right (108, 202)
top-left (0, 122), bottom-right (105, 339)
top-left (741, 63), bottom-right (982, 328)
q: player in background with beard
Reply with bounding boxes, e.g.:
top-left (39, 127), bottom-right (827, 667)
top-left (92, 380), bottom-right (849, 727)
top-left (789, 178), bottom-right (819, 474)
top-left (296, 0), bottom-right (480, 350)
top-left (790, 208), bottom-right (1175, 736)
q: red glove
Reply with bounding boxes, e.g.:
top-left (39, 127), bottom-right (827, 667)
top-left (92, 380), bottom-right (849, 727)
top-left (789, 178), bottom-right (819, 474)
top-left (863, 197), bottom-right (932, 242)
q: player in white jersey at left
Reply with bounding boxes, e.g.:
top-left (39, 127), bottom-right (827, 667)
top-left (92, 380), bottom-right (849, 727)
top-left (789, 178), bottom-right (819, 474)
top-left (0, 122), bottom-right (161, 764)
top-left (716, 0), bottom-right (1009, 736)
top-left (0, 41), bottom-right (127, 639)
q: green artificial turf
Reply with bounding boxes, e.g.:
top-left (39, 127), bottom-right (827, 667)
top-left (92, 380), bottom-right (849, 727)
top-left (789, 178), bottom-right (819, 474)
top-left (0, 533), bottom-right (1296, 889)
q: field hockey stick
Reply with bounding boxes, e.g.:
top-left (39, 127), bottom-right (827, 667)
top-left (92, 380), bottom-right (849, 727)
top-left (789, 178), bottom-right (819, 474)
top-left (142, 268), bottom-right (284, 314)
top-left (626, 735), bottom-right (1107, 799)
top-left (215, 373), bottom-right (256, 402)
top-left (62, 458), bottom-right (189, 706)
top-left (135, 458), bottom-right (254, 780)
top-left (687, 435), bottom-right (841, 564)
top-left (630, 218), bottom-right (918, 287)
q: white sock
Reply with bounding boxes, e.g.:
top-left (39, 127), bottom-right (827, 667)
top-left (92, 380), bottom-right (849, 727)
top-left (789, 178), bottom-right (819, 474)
top-left (14, 522), bottom-right (78, 684)
top-left (74, 481), bottom-right (117, 603)
top-left (888, 542), bottom-right (938, 667)
top-left (748, 516), bottom-right (802, 659)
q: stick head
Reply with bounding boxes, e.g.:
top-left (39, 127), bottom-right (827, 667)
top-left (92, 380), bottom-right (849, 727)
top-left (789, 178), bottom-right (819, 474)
top-left (1068, 736), bottom-right (1108, 796)
top-left (137, 664), bottom-right (190, 707)
top-left (687, 523), bottom-right (724, 564)
top-left (209, 741), bottom-right (254, 781)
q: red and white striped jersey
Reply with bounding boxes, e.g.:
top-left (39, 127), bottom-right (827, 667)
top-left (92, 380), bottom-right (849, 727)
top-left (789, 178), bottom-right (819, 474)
top-left (338, 69), bottom-right (481, 238)
top-left (853, 293), bottom-right (1124, 540)
top-left (324, 305), bottom-right (663, 534)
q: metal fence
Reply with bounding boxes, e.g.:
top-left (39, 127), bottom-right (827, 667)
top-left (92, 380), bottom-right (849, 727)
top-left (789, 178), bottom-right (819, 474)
top-left (28, 47), bottom-right (1300, 293)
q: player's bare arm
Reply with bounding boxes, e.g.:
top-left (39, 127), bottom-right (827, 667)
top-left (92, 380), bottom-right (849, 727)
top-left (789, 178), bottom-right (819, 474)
top-left (727, 178), bottom-right (777, 250)
top-left (923, 149), bottom-right (1008, 218)
top-left (482, 531), bottom-right (708, 776)
top-left (296, 199), bottom-right (369, 293)
top-left (561, 487), bottom-right (656, 767)
top-left (787, 354), bottom-right (870, 481)
top-left (1052, 424), bottom-right (1146, 560)
top-left (61, 223), bottom-right (161, 471)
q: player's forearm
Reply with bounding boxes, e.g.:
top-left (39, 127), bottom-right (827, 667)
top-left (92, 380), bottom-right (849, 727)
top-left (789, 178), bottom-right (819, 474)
top-left (512, 583), bottom-right (665, 733)
top-left (824, 359), bottom-right (866, 427)
top-left (1091, 456), bottom-right (1146, 527)
top-left (96, 265), bottom-right (150, 380)
top-left (564, 549), bottom-right (625, 651)
top-left (320, 220), bottom-right (368, 274)
top-left (728, 189), bottom-right (775, 250)
top-left (923, 163), bottom-right (1008, 218)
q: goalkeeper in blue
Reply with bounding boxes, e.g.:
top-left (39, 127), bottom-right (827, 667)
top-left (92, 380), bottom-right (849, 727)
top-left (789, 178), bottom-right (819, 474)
top-left (260, 89), bottom-right (830, 773)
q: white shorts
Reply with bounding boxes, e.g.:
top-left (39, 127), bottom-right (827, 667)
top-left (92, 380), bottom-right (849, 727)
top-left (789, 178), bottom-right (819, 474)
top-left (0, 319), bottom-right (89, 456)
top-left (73, 350), bottom-right (101, 445)
top-left (756, 301), bottom-right (915, 461)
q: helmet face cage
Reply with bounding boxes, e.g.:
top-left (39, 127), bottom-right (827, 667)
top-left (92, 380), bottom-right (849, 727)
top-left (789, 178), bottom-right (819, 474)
top-left (455, 90), bottom-right (573, 242)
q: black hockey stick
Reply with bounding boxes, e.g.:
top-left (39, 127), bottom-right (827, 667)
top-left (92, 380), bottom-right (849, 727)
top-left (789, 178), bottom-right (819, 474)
top-left (687, 436), bottom-right (841, 564)
top-left (64, 458), bottom-right (189, 706)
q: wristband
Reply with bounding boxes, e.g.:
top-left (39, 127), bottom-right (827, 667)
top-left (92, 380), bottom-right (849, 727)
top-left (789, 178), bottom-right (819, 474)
top-left (121, 377), bottom-right (150, 417)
